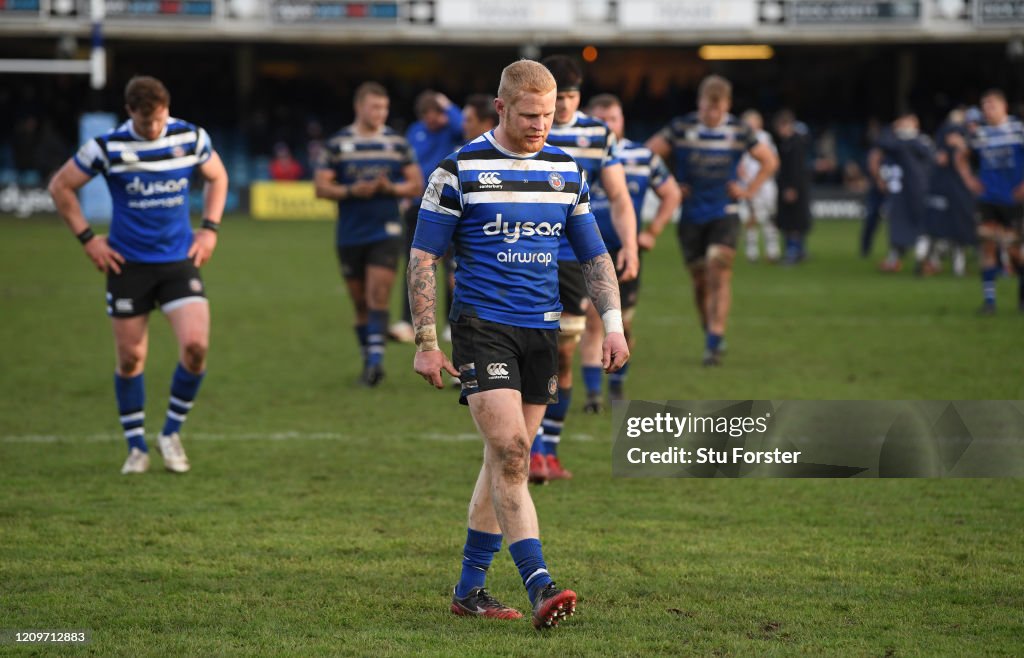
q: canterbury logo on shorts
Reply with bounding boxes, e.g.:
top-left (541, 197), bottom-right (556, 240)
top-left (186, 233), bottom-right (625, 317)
top-left (486, 363), bottom-right (510, 379)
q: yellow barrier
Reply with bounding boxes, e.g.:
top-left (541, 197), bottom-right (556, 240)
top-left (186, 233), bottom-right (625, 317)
top-left (250, 181), bottom-right (336, 220)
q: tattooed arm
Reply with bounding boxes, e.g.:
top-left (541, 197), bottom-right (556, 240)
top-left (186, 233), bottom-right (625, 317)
top-left (580, 253), bottom-right (630, 372)
top-left (409, 247), bottom-right (459, 388)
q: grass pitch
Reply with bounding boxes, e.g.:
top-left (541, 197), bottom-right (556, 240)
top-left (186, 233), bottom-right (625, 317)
top-left (1, 216), bottom-right (1022, 656)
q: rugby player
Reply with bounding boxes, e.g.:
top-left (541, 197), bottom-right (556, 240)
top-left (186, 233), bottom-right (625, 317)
top-left (48, 75), bottom-right (228, 474)
top-left (953, 89), bottom-right (1024, 313)
top-left (314, 82), bottom-right (423, 385)
top-left (586, 94), bottom-right (682, 403)
top-left (738, 110), bottom-right (781, 263)
top-left (529, 55), bottom-right (638, 482)
top-left (647, 75), bottom-right (778, 366)
top-left (408, 59), bottom-right (627, 628)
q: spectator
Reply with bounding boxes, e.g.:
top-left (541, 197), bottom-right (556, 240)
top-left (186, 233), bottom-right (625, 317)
top-left (269, 142), bottom-right (303, 181)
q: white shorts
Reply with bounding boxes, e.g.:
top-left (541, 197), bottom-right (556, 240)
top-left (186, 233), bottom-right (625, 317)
top-left (739, 185), bottom-right (778, 225)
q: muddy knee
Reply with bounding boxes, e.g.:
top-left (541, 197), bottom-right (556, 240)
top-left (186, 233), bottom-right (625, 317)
top-left (182, 339), bottom-right (208, 372)
top-left (493, 438), bottom-right (530, 484)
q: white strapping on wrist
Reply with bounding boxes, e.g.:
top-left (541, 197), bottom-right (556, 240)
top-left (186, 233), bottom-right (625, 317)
top-left (415, 325), bottom-right (439, 352)
top-left (602, 309), bottom-right (624, 335)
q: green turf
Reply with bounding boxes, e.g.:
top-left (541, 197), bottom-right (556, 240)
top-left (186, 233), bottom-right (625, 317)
top-left (1, 216), bottom-right (1022, 656)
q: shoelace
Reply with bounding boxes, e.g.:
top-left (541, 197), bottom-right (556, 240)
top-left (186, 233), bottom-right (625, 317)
top-left (164, 438), bottom-right (184, 459)
top-left (468, 589), bottom-right (505, 609)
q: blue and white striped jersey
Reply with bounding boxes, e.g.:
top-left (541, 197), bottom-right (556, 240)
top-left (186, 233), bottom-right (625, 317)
top-left (970, 117), bottom-right (1024, 207)
top-left (656, 112), bottom-right (758, 224)
top-left (73, 118), bottom-right (212, 263)
top-left (318, 125), bottom-right (415, 247)
top-left (591, 138), bottom-right (673, 251)
top-left (546, 111), bottom-right (621, 261)
top-left (413, 132), bottom-right (607, 329)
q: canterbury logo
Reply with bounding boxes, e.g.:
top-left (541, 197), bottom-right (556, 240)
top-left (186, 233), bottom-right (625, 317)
top-left (477, 171), bottom-right (502, 186)
top-left (486, 363), bottom-right (509, 377)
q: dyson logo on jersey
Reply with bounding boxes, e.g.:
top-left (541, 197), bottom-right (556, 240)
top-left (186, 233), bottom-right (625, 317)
top-left (125, 176), bottom-right (190, 196)
top-left (483, 214), bottom-right (563, 244)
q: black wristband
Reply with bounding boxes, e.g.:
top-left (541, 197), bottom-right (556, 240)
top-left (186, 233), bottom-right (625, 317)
top-left (201, 218), bottom-right (220, 232)
top-left (76, 227), bottom-right (96, 244)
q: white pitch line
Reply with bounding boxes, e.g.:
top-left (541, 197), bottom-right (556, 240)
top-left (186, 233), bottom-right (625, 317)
top-left (0, 431), bottom-right (598, 444)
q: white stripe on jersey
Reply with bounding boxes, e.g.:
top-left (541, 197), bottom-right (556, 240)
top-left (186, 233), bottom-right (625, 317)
top-left (105, 131), bottom-right (198, 153)
top-left (76, 140), bottom-right (109, 171)
top-left (458, 158), bottom-right (578, 173)
top-left (622, 164), bottom-right (653, 177)
top-left (421, 168), bottom-right (461, 215)
top-left (975, 133), bottom-right (1024, 149)
top-left (331, 150), bottom-right (408, 163)
top-left (462, 190), bottom-right (579, 206)
top-left (327, 133), bottom-right (408, 147)
top-left (670, 137), bottom-right (749, 151)
top-left (571, 201), bottom-right (591, 216)
top-left (556, 146), bottom-right (608, 161)
top-left (552, 124), bottom-right (609, 137)
top-left (618, 147), bottom-right (652, 159)
top-left (108, 155), bottom-right (203, 174)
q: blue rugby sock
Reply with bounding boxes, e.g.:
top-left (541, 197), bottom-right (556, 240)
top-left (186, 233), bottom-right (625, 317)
top-left (706, 333), bottom-right (723, 353)
top-left (366, 310), bottom-right (388, 367)
top-left (982, 266), bottom-right (999, 306)
top-left (509, 538), bottom-right (553, 605)
top-left (115, 372), bottom-right (147, 452)
top-left (531, 427), bottom-right (545, 456)
top-left (161, 364), bottom-right (204, 436)
top-left (541, 387), bottom-right (571, 457)
top-left (582, 365), bottom-right (602, 398)
top-left (609, 362), bottom-right (629, 394)
top-left (455, 528), bottom-right (503, 598)
top-left (355, 324), bottom-right (369, 362)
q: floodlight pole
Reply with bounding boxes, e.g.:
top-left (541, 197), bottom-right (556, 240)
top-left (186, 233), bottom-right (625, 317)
top-left (90, 0), bottom-right (106, 90)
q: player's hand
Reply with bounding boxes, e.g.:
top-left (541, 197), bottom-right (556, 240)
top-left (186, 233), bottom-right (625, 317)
top-left (1013, 183), bottom-right (1024, 204)
top-left (83, 235), bottom-right (125, 274)
top-left (616, 246), bottom-right (639, 282)
top-left (375, 175), bottom-right (395, 196)
top-left (782, 188), bottom-right (798, 203)
top-left (679, 183), bottom-right (691, 200)
top-left (350, 179), bottom-right (377, 199)
top-left (602, 332), bottom-right (630, 373)
top-left (727, 181), bottom-right (748, 201)
top-left (188, 229), bottom-right (218, 267)
top-left (637, 230), bottom-right (656, 251)
top-left (945, 132), bottom-right (967, 152)
top-left (966, 178), bottom-right (985, 197)
top-left (414, 349), bottom-right (460, 389)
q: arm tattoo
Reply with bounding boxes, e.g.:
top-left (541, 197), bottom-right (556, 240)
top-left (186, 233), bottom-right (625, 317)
top-left (580, 253), bottom-right (621, 316)
top-left (407, 251), bottom-right (439, 350)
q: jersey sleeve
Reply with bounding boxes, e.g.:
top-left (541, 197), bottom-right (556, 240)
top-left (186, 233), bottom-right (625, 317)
top-left (602, 130), bottom-right (622, 168)
top-left (741, 124), bottom-right (759, 152)
top-left (413, 157), bottom-right (462, 257)
top-left (194, 127), bottom-right (213, 164)
top-left (565, 168), bottom-right (608, 262)
top-left (655, 120), bottom-right (677, 146)
top-left (398, 137), bottom-right (416, 167)
top-left (315, 139), bottom-right (335, 171)
top-left (72, 139), bottom-right (106, 177)
top-left (649, 152), bottom-right (673, 188)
